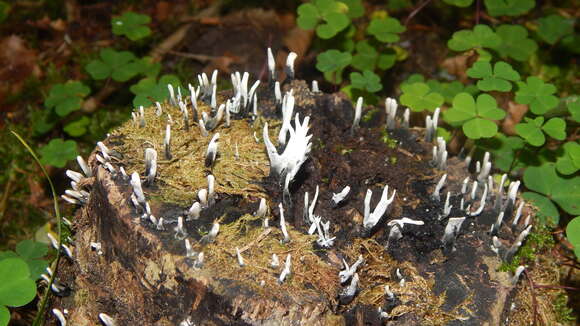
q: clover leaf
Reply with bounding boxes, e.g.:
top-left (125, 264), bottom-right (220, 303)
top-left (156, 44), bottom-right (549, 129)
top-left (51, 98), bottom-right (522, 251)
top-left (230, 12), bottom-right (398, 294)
top-left (39, 138), bottom-right (78, 168)
top-left (367, 17), bottom-right (406, 43)
top-left (63, 116), bottom-right (91, 137)
top-left (447, 24), bottom-right (501, 51)
top-left (44, 81), bottom-right (90, 117)
top-left (524, 163), bottom-right (580, 217)
top-left (537, 14), bottom-right (574, 45)
top-left (350, 70), bottom-right (382, 93)
top-left (492, 24), bottom-right (538, 61)
top-left (400, 82), bottom-right (444, 112)
top-left (111, 11), bottom-right (151, 41)
top-left (467, 61), bottom-right (520, 92)
top-left (515, 77), bottom-right (558, 115)
top-left (556, 142), bottom-right (580, 175)
top-left (443, 0), bottom-right (474, 7)
top-left (0, 258), bottom-right (37, 318)
top-left (444, 93), bottom-right (505, 139)
top-left (351, 41), bottom-right (396, 71)
top-left (484, 0), bottom-right (534, 17)
top-left (85, 48), bottom-right (144, 82)
top-left (339, 0), bottom-right (364, 18)
top-left (316, 49), bottom-right (352, 72)
top-left (297, 0), bottom-right (351, 39)
top-left (13, 240), bottom-right (48, 280)
top-left (566, 216), bottom-right (580, 258)
top-left (568, 99), bottom-right (580, 123)
top-left (515, 116), bottom-right (566, 146)
top-left (130, 74), bottom-right (181, 107)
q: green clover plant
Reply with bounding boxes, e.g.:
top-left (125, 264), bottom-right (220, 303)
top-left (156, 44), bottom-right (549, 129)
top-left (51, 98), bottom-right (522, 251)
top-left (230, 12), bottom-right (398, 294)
top-left (556, 142), bottom-right (580, 175)
top-left (491, 24), bottom-right (538, 61)
top-left (38, 138), bottom-right (78, 168)
top-left (0, 258), bottom-right (37, 326)
top-left (112, 11), bottom-right (151, 41)
top-left (444, 93), bottom-right (505, 139)
top-left (86, 48), bottom-right (145, 82)
top-left (467, 61), bottom-right (521, 92)
top-left (515, 116), bottom-right (566, 146)
top-left (297, 0), bottom-right (360, 39)
top-left (536, 14), bottom-right (574, 45)
top-left (447, 25), bottom-right (501, 52)
top-left (130, 74), bottom-right (182, 107)
top-left (515, 77), bottom-right (558, 115)
top-left (367, 17), bottom-right (406, 43)
top-left (350, 70), bottom-right (382, 92)
top-left (566, 216), bottom-right (580, 258)
top-left (484, 0), bottom-right (535, 17)
top-left (400, 82), bottom-right (444, 112)
top-left (44, 81), bottom-right (90, 117)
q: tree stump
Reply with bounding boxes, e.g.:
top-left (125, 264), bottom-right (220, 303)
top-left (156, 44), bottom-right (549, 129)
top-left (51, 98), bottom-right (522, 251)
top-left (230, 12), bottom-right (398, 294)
top-left (48, 79), bottom-right (562, 325)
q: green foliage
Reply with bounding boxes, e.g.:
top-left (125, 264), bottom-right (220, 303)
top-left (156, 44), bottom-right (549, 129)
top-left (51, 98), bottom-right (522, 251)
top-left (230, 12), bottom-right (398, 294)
top-left (297, 0), bottom-right (355, 39)
top-left (38, 138), bottom-right (78, 168)
top-left (85, 48), bottom-right (147, 82)
top-left (447, 24), bottom-right (501, 52)
top-left (63, 116), bottom-right (91, 137)
top-left (44, 81), bottom-right (90, 117)
top-left (350, 70), bottom-right (382, 92)
top-left (515, 77), bottom-right (558, 115)
top-left (111, 11), bottom-right (151, 41)
top-left (467, 61), bottom-right (520, 92)
top-left (568, 99), bottom-right (580, 122)
top-left (130, 74), bottom-right (181, 107)
top-left (0, 240), bottom-right (48, 281)
top-left (351, 41), bottom-right (396, 71)
top-left (316, 50), bottom-right (352, 72)
top-left (367, 17), bottom-right (406, 43)
top-left (515, 116), bottom-right (566, 146)
top-left (556, 142), bottom-right (580, 175)
top-left (0, 258), bottom-right (37, 326)
top-left (484, 0), bottom-right (534, 17)
top-left (536, 14), bottom-right (574, 45)
top-left (524, 163), bottom-right (580, 219)
top-left (478, 134), bottom-right (524, 171)
top-left (444, 93), bottom-right (505, 139)
top-left (566, 216), bottom-right (580, 258)
top-left (400, 82), bottom-right (444, 112)
top-left (492, 24), bottom-right (538, 61)
top-left (443, 0), bottom-right (473, 8)
top-left (0, 1), bottom-right (10, 23)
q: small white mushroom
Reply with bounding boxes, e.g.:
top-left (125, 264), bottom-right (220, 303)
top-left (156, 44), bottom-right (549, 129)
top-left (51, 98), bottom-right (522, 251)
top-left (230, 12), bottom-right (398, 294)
top-left (98, 313), bottom-right (117, 326)
top-left (271, 253), bottom-right (280, 268)
top-left (339, 273), bottom-right (359, 304)
top-left (511, 266), bottom-right (526, 286)
top-left (139, 106), bottom-right (146, 128)
top-left (363, 185), bottom-right (396, 231)
top-left (52, 308), bottom-right (67, 326)
top-left (441, 217), bottom-right (466, 250)
top-left (164, 124), bottom-right (172, 160)
top-left (279, 203), bottom-right (290, 243)
top-left (278, 254), bottom-right (292, 284)
top-left (331, 186), bottom-right (351, 207)
top-left (76, 156), bottom-right (92, 177)
top-left (144, 148), bottom-right (157, 185)
top-left (207, 175), bottom-right (216, 206)
top-left (194, 252), bottom-right (204, 269)
top-left (198, 188), bottom-right (208, 207)
top-left (311, 80), bottom-right (319, 92)
top-left (468, 184), bottom-right (488, 217)
top-left (130, 172), bottom-right (146, 205)
top-left (267, 47), bottom-right (276, 82)
top-left (155, 101), bottom-right (163, 116)
top-left (432, 174), bottom-right (447, 202)
top-left (490, 212), bottom-right (505, 236)
top-left (339, 255), bottom-right (364, 284)
top-left (351, 97), bottom-right (363, 134)
top-left (285, 52), bottom-right (298, 79)
top-left (236, 247), bottom-right (245, 267)
top-left (274, 81), bottom-right (282, 105)
top-left (66, 170), bottom-right (83, 183)
top-left (174, 216), bottom-right (187, 240)
top-left (187, 202), bottom-right (201, 220)
top-left (505, 225), bottom-right (532, 262)
top-left (255, 198), bottom-right (268, 218)
top-left (402, 108), bottom-right (410, 128)
top-left (185, 239), bottom-right (195, 257)
top-left (205, 133), bottom-right (220, 167)
top-left (385, 97), bottom-right (398, 130)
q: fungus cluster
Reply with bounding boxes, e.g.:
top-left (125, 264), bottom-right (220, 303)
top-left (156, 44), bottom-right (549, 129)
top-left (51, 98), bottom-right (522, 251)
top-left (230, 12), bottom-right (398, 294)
top-left (54, 49), bottom-right (539, 325)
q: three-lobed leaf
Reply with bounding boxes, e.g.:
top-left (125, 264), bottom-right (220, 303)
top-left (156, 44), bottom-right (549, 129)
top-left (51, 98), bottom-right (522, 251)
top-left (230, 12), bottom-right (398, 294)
top-left (85, 48), bottom-right (144, 82)
top-left (515, 77), bottom-right (558, 115)
top-left (556, 142), bottom-right (580, 175)
top-left (524, 163), bottom-right (580, 216)
top-left (536, 14), bottom-right (574, 45)
top-left (467, 61), bottom-right (520, 92)
top-left (39, 138), bottom-right (78, 168)
top-left (130, 74), bottom-right (181, 107)
top-left (444, 93), bottom-right (505, 139)
top-left (111, 11), bottom-right (151, 41)
top-left (297, 0), bottom-right (351, 39)
top-left (316, 49), bottom-right (352, 72)
top-left (484, 0), bottom-right (534, 17)
top-left (515, 117), bottom-right (566, 147)
top-left (44, 81), bottom-right (90, 117)
top-left (367, 17), bottom-right (406, 43)
top-left (492, 24), bottom-right (538, 61)
top-left (448, 24), bottom-right (501, 51)
top-left (350, 70), bottom-right (382, 93)
top-left (63, 116), bottom-right (91, 137)
top-left (400, 82), bottom-right (444, 112)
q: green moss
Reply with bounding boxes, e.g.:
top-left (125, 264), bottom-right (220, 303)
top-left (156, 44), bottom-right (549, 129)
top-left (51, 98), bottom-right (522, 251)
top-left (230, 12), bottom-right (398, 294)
top-left (380, 130), bottom-right (398, 148)
top-left (499, 223), bottom-right (554, 272)
top-left (362, 108), bottom-right (379, 123)
top-left (554, 292), bottom-right (576, 323)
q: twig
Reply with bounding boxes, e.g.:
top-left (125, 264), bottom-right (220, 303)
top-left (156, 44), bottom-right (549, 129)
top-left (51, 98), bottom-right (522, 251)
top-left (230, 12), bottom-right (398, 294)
top-left (405, 0), bottom-right (433, 26)
top-left (167, 51), bottom-right (218, 63)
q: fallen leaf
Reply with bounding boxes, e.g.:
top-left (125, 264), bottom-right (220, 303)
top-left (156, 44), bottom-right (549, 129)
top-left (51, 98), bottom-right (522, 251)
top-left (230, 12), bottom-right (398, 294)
top-left (0, 36), bottom-right (41, 111)
top-left (502, 101), bottom-right (528, 135)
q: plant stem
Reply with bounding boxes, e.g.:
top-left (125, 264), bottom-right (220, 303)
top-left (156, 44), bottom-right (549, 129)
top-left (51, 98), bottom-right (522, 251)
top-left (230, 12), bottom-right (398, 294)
top-left (11, 131), bottom-right (63, 326)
